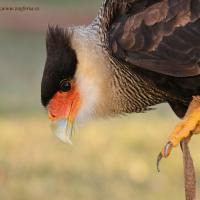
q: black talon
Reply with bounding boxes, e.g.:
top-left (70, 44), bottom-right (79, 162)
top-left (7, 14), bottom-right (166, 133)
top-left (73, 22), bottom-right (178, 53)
top-left (156, 152), bottom-right (163, 173)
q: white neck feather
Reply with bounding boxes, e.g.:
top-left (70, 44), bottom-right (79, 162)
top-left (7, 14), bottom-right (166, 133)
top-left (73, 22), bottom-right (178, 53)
top-left (70, 26), bottom-right (111, 124)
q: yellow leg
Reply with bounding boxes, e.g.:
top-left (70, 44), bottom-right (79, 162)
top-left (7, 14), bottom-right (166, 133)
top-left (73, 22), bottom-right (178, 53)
top-left (157, 96), bottom-right (200, 171)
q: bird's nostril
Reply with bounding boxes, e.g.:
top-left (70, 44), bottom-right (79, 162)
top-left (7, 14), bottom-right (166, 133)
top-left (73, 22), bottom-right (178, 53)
top-left (48, 111), bottom-right (56, 120)
top-left (51, 113), bottom-right (56, 118)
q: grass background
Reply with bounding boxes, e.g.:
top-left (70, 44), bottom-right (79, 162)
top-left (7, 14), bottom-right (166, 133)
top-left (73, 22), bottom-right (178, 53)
top-left (0, 0), bottom-right (200, 199)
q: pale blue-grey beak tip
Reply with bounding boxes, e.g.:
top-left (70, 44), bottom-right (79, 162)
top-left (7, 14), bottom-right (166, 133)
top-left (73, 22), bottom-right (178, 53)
top-left (50, 119), bottom-right (74, 144)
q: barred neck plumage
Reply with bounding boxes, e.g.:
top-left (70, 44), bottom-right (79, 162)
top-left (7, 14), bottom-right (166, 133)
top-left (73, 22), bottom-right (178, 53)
top-left (107, 55), bottom-right (168, 114)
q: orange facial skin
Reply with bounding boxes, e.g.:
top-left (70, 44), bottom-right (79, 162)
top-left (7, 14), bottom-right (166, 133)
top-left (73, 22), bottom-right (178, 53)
top-left (48, 83), bottom-right (81, 122)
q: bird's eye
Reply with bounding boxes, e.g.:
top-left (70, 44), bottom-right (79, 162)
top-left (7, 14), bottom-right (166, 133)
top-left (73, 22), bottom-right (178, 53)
top-left (59, 80), bottom-right (71, 92)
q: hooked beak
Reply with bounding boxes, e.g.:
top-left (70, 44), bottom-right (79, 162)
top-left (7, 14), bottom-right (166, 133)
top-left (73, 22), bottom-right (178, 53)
top-left (47, 88), bottom-right (81, 144)
top-left (50, 119), bottom-right (74, 144)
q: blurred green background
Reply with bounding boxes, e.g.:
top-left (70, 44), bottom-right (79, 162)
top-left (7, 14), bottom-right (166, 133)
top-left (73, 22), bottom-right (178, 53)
top-left (0, 1), bottom-right (200, 200)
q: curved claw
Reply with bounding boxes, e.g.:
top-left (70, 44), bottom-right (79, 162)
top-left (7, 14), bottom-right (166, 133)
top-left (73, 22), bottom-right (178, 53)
top-left (156, 152), bottom-right (163, 172)
top-left (156, 142), bottom-right (173, 172)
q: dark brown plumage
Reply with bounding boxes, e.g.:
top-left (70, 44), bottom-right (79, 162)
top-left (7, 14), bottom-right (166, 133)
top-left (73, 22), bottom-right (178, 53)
top-left (106, 0), bottom-right (200, 117)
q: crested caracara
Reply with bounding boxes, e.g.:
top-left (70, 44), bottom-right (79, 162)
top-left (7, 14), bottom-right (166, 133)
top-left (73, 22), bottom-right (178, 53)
top-left (41, 0), bottom-right (200, 161)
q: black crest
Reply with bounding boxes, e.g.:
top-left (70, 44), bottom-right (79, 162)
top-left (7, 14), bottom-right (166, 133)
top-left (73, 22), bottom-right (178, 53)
top-left (41, 25), bottom-right (78, 106)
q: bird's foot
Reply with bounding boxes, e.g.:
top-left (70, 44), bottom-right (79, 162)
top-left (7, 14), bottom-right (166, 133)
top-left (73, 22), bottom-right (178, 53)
top-left (157, 98), bottom-right (200, 171)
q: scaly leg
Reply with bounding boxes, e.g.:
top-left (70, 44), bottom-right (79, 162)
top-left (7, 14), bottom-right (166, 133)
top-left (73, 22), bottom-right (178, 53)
top-left (157, 96), bottom-right (200, 171)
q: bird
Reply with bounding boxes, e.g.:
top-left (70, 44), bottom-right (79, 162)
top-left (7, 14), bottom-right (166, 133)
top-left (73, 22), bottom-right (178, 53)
top-left (41, 0), bottom-right (200, 163)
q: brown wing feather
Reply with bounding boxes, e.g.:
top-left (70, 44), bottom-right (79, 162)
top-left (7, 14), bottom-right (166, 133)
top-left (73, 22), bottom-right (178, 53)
top-left (109, 0), bottom-right (200, 77)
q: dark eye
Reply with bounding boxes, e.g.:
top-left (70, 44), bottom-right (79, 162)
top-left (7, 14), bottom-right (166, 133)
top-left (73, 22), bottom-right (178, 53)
top-left (59, 80), bottom-right (71, 92)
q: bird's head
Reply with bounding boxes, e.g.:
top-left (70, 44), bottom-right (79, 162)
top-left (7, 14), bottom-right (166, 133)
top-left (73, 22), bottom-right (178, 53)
top-left (41, 26), bottom-right (114, 143)
top-left (41, 26), bottom-right (80, 143)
